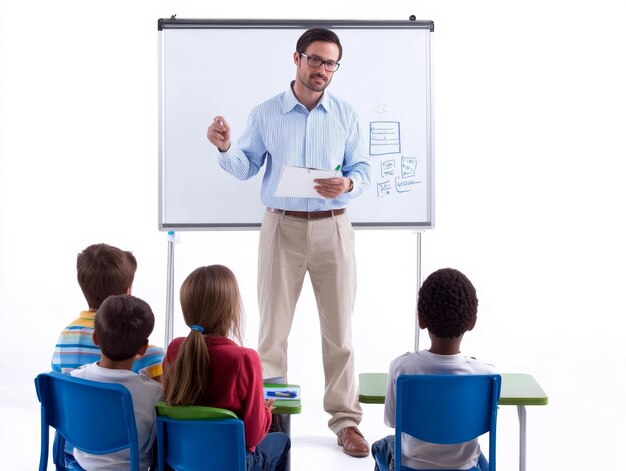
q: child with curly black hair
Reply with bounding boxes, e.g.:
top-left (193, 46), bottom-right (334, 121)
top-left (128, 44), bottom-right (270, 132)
top-left (371, 268), bottom-right (495, 471)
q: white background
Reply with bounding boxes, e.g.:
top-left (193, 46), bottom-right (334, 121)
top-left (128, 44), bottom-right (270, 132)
top-left (1, 1), bottom-right (625, 470)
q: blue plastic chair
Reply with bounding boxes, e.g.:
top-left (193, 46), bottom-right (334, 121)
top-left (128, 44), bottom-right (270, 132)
top-left (34, 371), bottom-right (140, 471)
top-left (155, 402), bottom-right (246, 471)
top-left (395, 374), bottom-right (501, 471)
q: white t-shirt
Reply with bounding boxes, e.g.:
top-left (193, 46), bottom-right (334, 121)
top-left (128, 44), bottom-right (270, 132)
top-left (384, 350), bottom-right (495, 470)
top-left (70, 363), bottom-right (163, 471)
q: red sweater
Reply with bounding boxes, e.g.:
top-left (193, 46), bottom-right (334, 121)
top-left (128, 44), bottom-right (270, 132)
top-left (164, 335), bottom-right (271, 451)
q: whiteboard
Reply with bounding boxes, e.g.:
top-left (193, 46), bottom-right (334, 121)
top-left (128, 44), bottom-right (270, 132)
top-left (158, 19), bottom-right (434, 230)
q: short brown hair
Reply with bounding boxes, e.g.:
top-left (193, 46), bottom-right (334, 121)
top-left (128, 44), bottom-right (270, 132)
top-left (95, 294), bottom-right (155, 361)
top-left (296, 28), bottom-right (343, 61)
top-left (77, 243), bottom-right (137, 309)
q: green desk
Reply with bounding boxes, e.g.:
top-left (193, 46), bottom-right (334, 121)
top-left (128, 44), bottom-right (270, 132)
top-left (263, 383), bottom-right (301, 415)
top-left (358, 372), bottom-right (388, 404)
top-left (358, 372), bottom-right (547, 471)
top-left (271, 399), bottom-right (301, 415)
top-left (262, 384), bottom-right (300, 471)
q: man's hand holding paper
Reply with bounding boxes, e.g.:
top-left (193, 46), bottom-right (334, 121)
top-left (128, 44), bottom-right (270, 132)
top-left (275, 165), bottom-right (344, 198)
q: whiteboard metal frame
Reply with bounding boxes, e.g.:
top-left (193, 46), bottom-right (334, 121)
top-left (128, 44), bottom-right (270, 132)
top-left (158, 18), bottom-right (434, 31)
top-left (158, 18), bottom-right (435, 231)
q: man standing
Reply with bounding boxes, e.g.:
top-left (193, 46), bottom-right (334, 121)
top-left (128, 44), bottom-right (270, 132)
top-left (207, 28), bottom-right (371, 457)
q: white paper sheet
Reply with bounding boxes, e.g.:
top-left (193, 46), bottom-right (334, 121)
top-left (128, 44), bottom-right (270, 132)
top-left (274, 165), bottom-right (337, 198)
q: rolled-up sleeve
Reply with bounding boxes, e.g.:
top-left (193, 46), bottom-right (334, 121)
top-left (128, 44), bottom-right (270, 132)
top-left (217, 107), bottom-right (268, 181)
top-left (341, 107), bottom-right (371, 199)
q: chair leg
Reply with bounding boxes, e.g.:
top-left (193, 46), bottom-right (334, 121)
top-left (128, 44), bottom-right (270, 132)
top-left (52, 432), bottom-right (66, 470)
top-left (39, 420), bottom-right (49, 471)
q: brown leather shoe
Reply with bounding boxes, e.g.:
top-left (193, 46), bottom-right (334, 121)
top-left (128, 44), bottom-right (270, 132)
top-left (336, 426), bottom-right (370, 457)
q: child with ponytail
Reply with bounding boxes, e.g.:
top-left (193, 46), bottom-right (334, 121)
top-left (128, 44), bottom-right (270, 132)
top-left (163, 265), bottom-right (290, 471)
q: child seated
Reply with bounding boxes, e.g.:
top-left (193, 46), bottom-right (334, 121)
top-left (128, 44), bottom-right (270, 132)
top-left (52, 243), bottom-right (164, 380)
top-left (163, 265), bottom-right (290, 471)
top-left (371, 268), bottom-right (495, 471)
top-left (70, 294), bottom-right (163, 471)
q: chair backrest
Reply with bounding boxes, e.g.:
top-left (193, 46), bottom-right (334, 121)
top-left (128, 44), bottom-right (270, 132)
top-left (156, 403), bottom-right (246, 471)
top-left (395, 374), bottom-right (501, 471)
top-left (34, 371), bottom-right (140, 471)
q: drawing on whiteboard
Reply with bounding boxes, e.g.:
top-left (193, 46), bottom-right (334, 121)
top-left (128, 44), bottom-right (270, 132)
top-left (381, 159), bottom-right (396, 178)
top-left (377, 180), bottom-right (393, 197)
top-left (370, 100), bottom-right (400, 115)
top-left (370, 121), bottom-right (401, 155)
top-left (401, 156), bottom-right (418, 178)
top-left (395, 176), bottom-right (421, 193)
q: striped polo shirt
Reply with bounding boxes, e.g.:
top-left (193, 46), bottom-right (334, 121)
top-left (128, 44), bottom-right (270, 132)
top-left (51, 311), bottom-right (164, 380)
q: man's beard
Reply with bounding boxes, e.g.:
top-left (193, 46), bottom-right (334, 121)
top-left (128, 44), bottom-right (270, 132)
top-left (302, 73), bottom-right (330, 92)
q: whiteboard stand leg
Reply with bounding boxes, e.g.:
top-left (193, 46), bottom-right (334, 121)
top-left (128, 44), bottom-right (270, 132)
top-left (165, 231), bottom-right (179, 348)
top-left (414, 231), bottom-right (422, 351)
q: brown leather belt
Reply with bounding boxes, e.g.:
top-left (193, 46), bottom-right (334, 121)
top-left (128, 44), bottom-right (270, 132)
top-left (267, 207), bottom-right (346, 219)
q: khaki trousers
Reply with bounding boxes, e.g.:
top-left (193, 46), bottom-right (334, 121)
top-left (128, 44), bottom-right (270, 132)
top-left (257, 210), bottom-right (363, 433)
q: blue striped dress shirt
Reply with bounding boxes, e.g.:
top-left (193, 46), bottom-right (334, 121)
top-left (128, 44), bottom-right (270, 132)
top-left (218, 83), bottom-right (371, 211)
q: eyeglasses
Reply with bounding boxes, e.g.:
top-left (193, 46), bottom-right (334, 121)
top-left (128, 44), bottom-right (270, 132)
top-left (299, 53), bottom-right (340, 72)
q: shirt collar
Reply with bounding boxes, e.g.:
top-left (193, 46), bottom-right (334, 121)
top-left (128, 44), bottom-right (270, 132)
top-left (80, 310), bottom-right (96, 321)
top-left (282, 81), bottom-right (331, 113)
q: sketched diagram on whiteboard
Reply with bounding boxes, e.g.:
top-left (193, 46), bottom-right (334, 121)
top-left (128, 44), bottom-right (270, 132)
top-left (370, 121), bottom-right (400, 155)
top-left (370, 121), bottom-right (421, 198)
